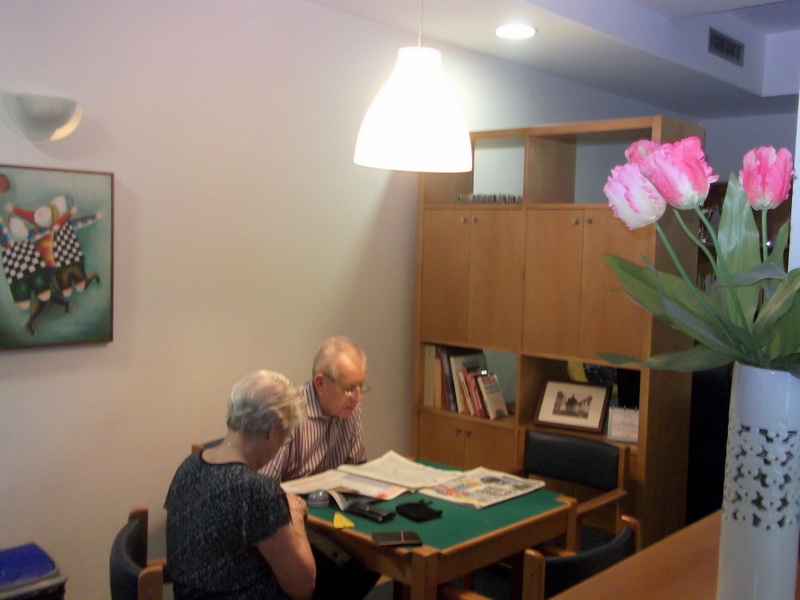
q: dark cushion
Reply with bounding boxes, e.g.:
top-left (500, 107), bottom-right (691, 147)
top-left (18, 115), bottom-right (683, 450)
top-left (523, 430), bottom-right (620, 491)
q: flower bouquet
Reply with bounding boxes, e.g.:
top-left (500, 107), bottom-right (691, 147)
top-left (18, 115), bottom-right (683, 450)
top-left (601, 136), bottom-right (799, 378)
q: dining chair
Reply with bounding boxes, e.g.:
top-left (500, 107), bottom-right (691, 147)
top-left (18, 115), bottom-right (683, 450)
top-left (191, 438), bottom-right (223, 454)
top-left (523, 430), bottom-right (628, 551)
top-left (110, 507), bottom-right (168, 600)
top-left (521, 515), bottom-right (641, 599)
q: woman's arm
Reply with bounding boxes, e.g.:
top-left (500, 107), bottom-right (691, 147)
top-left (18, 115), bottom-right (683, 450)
top-left (257, 494), bottom-right (316, 600)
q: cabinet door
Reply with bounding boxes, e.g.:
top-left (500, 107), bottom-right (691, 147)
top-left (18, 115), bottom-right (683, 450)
top-left (523, 209), bottom-right (583, 356)
top-left (417, 411), bottom-right (465, 468)
top-left (467, 210), bottom-right (525, 349)
top-left (462, 421), bottom-right (519, 472)
top-left (579, 209), bottom-right (653, 360)
top-left (420, 209), bottom-right (471, 341)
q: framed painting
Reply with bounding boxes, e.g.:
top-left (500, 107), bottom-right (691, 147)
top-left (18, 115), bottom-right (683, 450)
top-left (0, 164), bottom-right (113, 349)
top-left (535, 380), bottom-right (611, 433)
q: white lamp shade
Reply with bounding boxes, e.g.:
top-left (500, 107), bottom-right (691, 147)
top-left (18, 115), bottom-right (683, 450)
top-left (354, 47), bottom-right (473, 173)
top-left (1, 92), bottom-right (83, 141)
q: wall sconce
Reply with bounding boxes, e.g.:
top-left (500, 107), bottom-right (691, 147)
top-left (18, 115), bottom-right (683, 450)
top-left (353, 0), bottom-right (472, 173)
top-left (0, 92), bottom-right (83, 141)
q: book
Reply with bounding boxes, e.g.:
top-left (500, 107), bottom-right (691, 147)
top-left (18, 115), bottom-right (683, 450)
top-left (449, 350), bottom-right (488, 414)
top-left (465, 369), bottom-right (489, 418)
top-left (477, 374), bottom-right (509, 420)
top-left (438, 346), bottom-right (458, 412)
top-left (423, 345), bottom-right (437, 407)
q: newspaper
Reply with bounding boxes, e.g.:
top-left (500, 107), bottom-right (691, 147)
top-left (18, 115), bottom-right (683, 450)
top-left (419, 467), bottom-right (545, 509)
top-left (280, 470), bottom-right (408, 499)
top-left (336, 450), bottom-right (462, 489)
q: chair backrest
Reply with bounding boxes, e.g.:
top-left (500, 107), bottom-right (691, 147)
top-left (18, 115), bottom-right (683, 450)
top-left (191, 438), bottom-right (223, 454)
top-left (523, 430), bottom-right (622, 492)
top-left (542, 522), bottom-right (636, 598)
top-left (522, 517), bottom-right (640, 600)
top-left (110, 507), bottom-right (165, 600)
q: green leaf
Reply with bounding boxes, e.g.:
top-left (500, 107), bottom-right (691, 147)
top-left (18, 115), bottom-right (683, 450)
top-left (599, 345), bottom-right (733, 372)
top-left (605, 254), bottom-right (747, 359)
top-left (757, 270), bottom-right (800, 361)
top-left (716, 176), bottom-right (761, 323)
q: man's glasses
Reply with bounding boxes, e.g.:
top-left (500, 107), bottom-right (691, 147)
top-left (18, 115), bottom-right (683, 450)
top-left (323, 373), bottom-right (372, 398)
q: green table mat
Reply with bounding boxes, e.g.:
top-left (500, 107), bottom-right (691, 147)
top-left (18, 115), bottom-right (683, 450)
top-left (308, 488), bottom-right (565, 550)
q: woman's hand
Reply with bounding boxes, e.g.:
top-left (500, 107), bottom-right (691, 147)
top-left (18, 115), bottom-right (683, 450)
top-left (287, 493), bottom-right (308, 523)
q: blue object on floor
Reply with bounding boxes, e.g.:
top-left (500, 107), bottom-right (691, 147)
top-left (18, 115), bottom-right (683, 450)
top-left (0, 543), bottom-right (66, 600)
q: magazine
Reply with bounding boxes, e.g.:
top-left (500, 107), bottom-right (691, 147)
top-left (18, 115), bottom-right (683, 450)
top-left (419, 467), bottom-right (545, 509)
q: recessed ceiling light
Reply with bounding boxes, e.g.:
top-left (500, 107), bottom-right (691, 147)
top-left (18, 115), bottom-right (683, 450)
top-left (495, 23), bottom-right (536, 40)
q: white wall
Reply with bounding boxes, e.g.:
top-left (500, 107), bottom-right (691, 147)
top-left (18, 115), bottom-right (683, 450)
top-left (0, 1), bottom-right (793, 598)
top-left (701, 112), bottom-right (798, 179)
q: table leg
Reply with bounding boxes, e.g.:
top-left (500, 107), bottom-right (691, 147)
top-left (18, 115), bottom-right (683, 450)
top-left (410, 546), bottom-right (439, 600)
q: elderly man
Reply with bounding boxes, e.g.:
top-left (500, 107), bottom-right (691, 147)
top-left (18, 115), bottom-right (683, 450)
top-left (261, 335), bottom-right (369, 482)
top-left (261, 336), bottom-right (378, 600)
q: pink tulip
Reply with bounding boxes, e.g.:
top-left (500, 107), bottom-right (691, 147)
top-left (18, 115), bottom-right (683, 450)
top-left (640, 136), bottom-right (718, 209)
top-left (604, 163), bottom-right (667, 230)
top-left (739, 146), bottom-right (794, 210)
top-left (625, 139), bottom-right (661, 164)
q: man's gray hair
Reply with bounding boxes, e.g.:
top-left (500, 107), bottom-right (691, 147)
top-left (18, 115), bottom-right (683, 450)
top-left (312, 336), bottom-right (367, 379)
top-left (227, 370), bottom-right (306, 434)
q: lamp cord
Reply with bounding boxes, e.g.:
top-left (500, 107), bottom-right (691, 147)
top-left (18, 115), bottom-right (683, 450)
top-left (418, 0), bottom-right (423, 47)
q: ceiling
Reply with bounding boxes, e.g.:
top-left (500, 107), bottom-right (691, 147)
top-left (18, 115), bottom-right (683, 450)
top-left (306, 0), bottom-right (800, 119)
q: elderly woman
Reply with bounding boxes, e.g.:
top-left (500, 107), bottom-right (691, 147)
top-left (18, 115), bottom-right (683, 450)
top-left (165, 370), bottom-right (315, 600)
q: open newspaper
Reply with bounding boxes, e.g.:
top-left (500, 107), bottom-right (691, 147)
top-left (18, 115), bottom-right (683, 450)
top-left (280, 470), bottom-right (408, 500)
top-left (280, 450), bottom-right (460, 497)
top-left (419, 467), bottom-right (545, 509)
top-left (336, 450), bottom-right (462, 489)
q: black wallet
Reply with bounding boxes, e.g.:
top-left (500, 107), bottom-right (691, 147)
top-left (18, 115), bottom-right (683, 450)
top-left (345, 502), bottom-right (395, 522)
top-left (396, 500), bottom-right (442, 522)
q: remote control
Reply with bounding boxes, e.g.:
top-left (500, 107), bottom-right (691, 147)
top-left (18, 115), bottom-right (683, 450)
top-left (345, 502), bottom-right (395, 522)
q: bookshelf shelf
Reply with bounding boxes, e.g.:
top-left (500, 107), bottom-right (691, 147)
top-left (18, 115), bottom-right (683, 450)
top-left (411, 115), bottom-right (704, 546)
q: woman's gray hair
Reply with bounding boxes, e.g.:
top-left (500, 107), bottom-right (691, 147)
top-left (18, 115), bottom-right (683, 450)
top-left (226, 370), bottom-right (307, 435)
top-left (312, 336), bottom-right (367, 378)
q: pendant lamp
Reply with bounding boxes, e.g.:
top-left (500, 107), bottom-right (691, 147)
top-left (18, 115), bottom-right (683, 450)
top-left (354, 2), bottom-right (472, 173)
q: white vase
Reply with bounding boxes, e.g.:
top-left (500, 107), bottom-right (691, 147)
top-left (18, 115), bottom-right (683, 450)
top-left (717, 363), bottom-right (800, 600)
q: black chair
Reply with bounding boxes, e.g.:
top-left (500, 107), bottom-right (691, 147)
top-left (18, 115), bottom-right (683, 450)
top-left (523, 430), bottom-right (628, 551)
top-left (521, 515), bottom-right (640, 599)
top-left (110, 507), bottom-right (168, 600)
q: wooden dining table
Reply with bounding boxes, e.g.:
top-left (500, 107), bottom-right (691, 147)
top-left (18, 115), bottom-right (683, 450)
top-left (307, 489), bottom-right (576, 600)
top-left (550, 510), bottom-right (800, 599)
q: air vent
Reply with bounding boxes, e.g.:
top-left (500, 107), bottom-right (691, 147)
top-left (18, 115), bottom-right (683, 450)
top-left (709, 28), bottom-right (744, 66)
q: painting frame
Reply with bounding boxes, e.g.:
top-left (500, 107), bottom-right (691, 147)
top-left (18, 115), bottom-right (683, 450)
top-left (0, 164), bottom-right (113, 350)
top-left (535, 380), bottom-right (611, 433)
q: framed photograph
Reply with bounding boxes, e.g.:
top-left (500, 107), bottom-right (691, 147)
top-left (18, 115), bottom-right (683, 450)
top-left (535, 380), bottom-right (611, 433)
top-left (0, 164), bottom-right (113, 349)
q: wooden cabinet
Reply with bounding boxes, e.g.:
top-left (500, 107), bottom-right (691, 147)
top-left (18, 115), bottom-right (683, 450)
top-left (412, 116), bottom-right (705, 546)
top-left (523, 206), bottom-right (652, 360)
top-left (417, 410), bottom-right (519, 473)
top-left (419, 207), bottom-right (525, 349)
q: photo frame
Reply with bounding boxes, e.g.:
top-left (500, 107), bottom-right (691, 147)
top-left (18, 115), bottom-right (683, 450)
top-left (0, 164), bottom-right (113, 349)
top-left (535, 380), bottom-right (611, 433)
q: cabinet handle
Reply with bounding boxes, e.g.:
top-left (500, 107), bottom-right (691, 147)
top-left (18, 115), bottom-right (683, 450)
top-left (471, 217), bottom-right (478, 224)
top-left (460, 217), bottom-right (468, 224)
top-left (585, 217), bottom-right (593, 225)
top-left (455, 428), bottom-right (463, 435)
top-left (571, 218), bottom-right (579, 225)
top-left (465, 430), bottom-right (473, 437)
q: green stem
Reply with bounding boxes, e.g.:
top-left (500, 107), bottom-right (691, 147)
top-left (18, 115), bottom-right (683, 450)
top-left (689, 207), bottom-right (764, 363)
top-left (761, 209), bottom-right (769, 263)
top-left (655, 219), bottom-right (744, 353)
